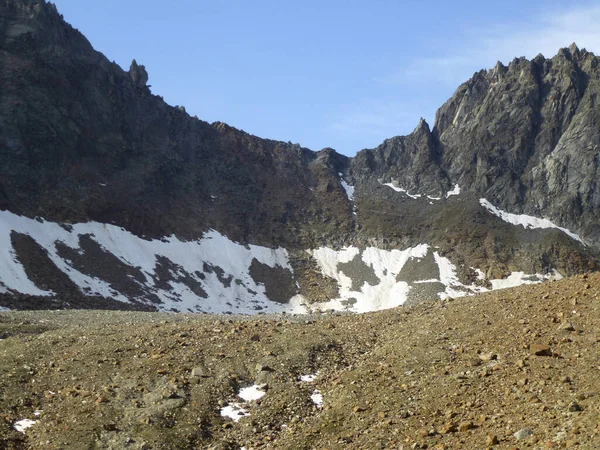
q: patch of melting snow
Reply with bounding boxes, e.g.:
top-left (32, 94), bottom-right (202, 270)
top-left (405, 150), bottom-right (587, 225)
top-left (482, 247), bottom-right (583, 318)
top-left (473, 268), bottom-right (486, 281)
top-left (382, 182), bottom-right (421, 199)
top-left (446, 184), bottom-right (460, 198)
top-left (479, 199), bottom-right (584, 244)
top-left (221, 384), bottom-right (267, 422)
top-left (14, 418), bottom-right (37, 433)
top-left (311, 390), bottom-right (324, 408)
top-left (338, 173), bottom-right (355, 202)
top-left (299, 373), bottom-right (319, 383)
top-left (490, 271), bottom-right (560, 290)
top-left (0, 210), bottom-right (306, 314)
top-left (238, 384), bottom-right (266, 401)
top-left (309, 245), bottom-right (429, 313)
top-left (220, 403), bottom-right (249, 422)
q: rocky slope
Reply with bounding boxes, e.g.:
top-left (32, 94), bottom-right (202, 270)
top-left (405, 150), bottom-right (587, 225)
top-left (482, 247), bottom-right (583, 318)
top-left (1, 272), bottom-right (599, 449)
top-left (0, 0), bottom-right (599, 312)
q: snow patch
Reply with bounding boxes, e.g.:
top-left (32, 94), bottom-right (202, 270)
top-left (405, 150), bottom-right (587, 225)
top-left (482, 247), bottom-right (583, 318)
top-left (310, 390), bottom-right (324, 408)
top-left (490, 271), bottom-right (560, 290)
top-left (0, 210), bottom-right (302, 314)
top-left (238, 385), bottom-right (266, 402)
top-left (473, 268), bottom-right (486, 281)
top-left (479, 199), bottom-right (584, 244)
top-left (309, 245), bottom-right (429, 313)
top-left (382, 183), bottom-right (421, 199)
top-left (338, 173), bottom-right (355, 202)
top-left (220, 403), bottom-right (249, 422)
top-left (446, 184), bottom-right (460, 198)
top-left (221, 384), bottom-right (266, 422)
top-left (300, 373), bottom-right (319, 383)
top-left (14, 419), bottom-right (37, 433)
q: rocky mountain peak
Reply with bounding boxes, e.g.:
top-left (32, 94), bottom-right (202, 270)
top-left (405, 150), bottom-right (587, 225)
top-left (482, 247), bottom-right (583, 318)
top-left (129, 59), bottom-right (149, 88)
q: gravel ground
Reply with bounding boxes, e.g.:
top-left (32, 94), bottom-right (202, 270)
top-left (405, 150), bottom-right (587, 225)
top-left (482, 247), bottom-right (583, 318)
top-left (1, 273), bottom-right (599, 449)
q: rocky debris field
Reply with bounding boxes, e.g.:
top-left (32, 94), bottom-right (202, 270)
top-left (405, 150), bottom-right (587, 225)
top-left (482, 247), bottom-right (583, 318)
top-left (1, 273), bottom-right (600, 449)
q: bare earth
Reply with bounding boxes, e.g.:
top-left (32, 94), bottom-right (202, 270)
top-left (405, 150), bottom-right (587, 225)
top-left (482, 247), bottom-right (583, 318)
top-left (1, 273), bottom-right (599, 449)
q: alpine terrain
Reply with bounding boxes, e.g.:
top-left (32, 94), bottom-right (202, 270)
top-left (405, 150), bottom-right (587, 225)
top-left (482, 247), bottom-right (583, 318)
top-left (1, 1), bottom-right (600, 447)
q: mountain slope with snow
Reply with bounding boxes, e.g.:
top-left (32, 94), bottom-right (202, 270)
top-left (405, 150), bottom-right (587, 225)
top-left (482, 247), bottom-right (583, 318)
top-left (0, 1), bottom-right (599, 311)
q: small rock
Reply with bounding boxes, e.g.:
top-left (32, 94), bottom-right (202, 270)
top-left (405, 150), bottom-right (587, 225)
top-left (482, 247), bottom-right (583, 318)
top-left (458, 421), bottom-right (474, 432)
top-left (441, 422), bottom-right (457, 434)
top-left (568, 401), bottom-right (583, 412)
top-left (255, 363), bottom-right (274, 373)
top-left (530, 344), bottom-right (552, 356)
top-left (558, 322), bottom-right (575, 332)
top-left (514, 428), bottom-right (534, 440)
top-left (191, 366), bottom-right (209, 378)
top-left (486, 434), bottom-right (499, 446)
top-left (479, 352), bottom-right (497, 362)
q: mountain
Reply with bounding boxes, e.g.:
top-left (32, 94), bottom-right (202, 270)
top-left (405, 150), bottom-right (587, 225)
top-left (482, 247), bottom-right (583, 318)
top-left (0, 0), bottom-right (598, 313)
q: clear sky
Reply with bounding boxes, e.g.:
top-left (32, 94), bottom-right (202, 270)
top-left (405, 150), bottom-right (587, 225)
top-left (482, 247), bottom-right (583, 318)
top-left (52, 0), bottom-right (600, 156)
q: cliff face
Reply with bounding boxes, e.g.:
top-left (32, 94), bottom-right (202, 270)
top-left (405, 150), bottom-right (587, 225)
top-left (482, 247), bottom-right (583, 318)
top-left (434, 45), bottom-right (600, 243)
top-left (0, 0), bottom-right (598, 312)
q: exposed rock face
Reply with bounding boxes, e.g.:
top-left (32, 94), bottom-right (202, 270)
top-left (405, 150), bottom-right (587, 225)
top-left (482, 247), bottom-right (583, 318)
top-left (0, 0), bottom-right (598, 311)
top-left (129, 59), bottom-right (148, 88)
top-left (434, 46), bottom-right (600, 242)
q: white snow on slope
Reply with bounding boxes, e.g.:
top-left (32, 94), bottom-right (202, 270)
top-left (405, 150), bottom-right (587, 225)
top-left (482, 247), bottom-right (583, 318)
top-left (309, 245), bottom-right (561, 309)
top-left (490, 271), bottom-right (560, 290)
top-left (221, 384), bottom-right (266, 422)
top-left (479, 199), bottom-right (584, 244)
top-left (310, 390), bottom-right (324, 408)
top-left (309, 245), bottom-right (429, 312)
top-left (220, 403), bottom-right (248, 422)
top-left (338, 173), bottom-right (355, 202)
top-left (0, 210), bottom-right (304, 314)
top-left (382, 181), bottom-right (458, 201)
top-left (432, 252), bottom-right (560, 299)
top-left (433, 252), bottom-right (488, 299)
top-left (382, 183), bottom-right (421, 199)
top-left (238, 385), bottom-right (266, 401)
top-left (300, 373), bottom-right (319, 383)
top-left (446, 184), bottom-right (461, 198)
top-left (14, 419), bottom-right (37, 433)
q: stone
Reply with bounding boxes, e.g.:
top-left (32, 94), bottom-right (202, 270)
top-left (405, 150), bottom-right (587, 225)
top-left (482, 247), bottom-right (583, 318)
top-left (514, 428), bottom-right (534, 440)
top-left (558, 322), bottom-right (575, 332)
top-left (530, 344), bottom-right (552, 356)
top-left (458, 421), bottom-right (474, 432)
top-left (191, 366), bottom-right (209, 378)
top-left (441, 422), bottom-right (457, 434)
top-left (479, 352), bottom-right (497, 362)
top-left (486, 434), bottom-right (499, 446)
top-left (568, 401), bottom-right (583, 412)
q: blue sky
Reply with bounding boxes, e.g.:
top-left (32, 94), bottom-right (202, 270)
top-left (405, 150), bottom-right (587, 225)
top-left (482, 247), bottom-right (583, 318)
top-left (52, 0), bottom-right (600, 155)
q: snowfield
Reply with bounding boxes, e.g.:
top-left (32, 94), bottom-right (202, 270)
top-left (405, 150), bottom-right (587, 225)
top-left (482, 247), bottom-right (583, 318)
top-left (0, 210), bottom-right (563, 315)
top-left (479, 198), bottom-right (584, 244)
top-left (0, 210), bottom-right (302, 314)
